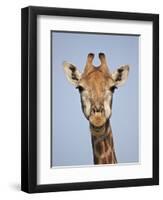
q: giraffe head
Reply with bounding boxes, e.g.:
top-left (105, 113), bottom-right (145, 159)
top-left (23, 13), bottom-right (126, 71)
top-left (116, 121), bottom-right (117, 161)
top-left (63, 53), bottom-right (129, 136)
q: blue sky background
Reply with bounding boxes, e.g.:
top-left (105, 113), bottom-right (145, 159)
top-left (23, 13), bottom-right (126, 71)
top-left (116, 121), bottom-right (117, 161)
top-left (51, 31), bottom-right (139, 167)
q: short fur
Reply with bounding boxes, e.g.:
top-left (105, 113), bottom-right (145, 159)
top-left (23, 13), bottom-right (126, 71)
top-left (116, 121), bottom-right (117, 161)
top-left (63, 53), bottom-right (129, 164)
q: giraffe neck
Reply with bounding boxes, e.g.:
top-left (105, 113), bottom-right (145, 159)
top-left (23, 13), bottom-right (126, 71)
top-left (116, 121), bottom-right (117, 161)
top-left (90, 121), bottom-right (117, 164)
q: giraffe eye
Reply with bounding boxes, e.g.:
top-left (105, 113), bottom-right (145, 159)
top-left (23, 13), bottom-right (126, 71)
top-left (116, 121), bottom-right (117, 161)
top-left (110, 86), bottom-right (117, 93)
top-left (76, 85), bottom-right (85, 93)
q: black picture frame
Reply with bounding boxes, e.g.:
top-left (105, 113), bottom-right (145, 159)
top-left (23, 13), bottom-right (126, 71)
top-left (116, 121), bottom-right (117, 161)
top-left (21, 6), bottom-right (159, 193)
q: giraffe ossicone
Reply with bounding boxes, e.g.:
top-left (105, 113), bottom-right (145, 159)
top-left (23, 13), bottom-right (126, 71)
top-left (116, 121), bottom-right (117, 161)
top-left (63, 53), bottom-right (130, 165)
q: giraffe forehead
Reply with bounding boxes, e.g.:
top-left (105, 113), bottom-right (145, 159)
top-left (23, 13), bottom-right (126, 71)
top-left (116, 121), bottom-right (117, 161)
top-left (80, 70), bottom-right (114, 90)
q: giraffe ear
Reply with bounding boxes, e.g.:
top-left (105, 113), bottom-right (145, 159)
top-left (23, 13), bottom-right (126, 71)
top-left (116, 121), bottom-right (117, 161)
top-left (63, 61), bottom-right (81, 87)
top-left (111, 65), bottom-right (130, 87)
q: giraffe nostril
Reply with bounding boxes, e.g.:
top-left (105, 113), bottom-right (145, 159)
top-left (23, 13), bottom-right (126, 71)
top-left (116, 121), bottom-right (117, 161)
top-left (101, 105), bottom-right (104, 113)
top-left (92, 108), bottom-right (96, 114)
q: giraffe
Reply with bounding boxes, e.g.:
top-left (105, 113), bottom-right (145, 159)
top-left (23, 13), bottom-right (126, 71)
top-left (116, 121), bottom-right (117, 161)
top-left (63, 53), bottom-right (129, 164)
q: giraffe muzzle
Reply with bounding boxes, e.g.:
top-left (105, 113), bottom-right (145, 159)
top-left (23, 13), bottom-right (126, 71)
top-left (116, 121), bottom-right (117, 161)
top-left (89, 112), bottom-right (106, 128)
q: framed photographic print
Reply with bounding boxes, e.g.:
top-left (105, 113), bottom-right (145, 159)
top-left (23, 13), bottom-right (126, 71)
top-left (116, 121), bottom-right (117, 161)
top-left (21, 6), bottom-right (159, 193)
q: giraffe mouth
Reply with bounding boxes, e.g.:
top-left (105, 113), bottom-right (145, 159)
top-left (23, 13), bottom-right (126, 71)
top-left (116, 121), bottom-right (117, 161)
top-left (89, 114), bottom-right (106, 129)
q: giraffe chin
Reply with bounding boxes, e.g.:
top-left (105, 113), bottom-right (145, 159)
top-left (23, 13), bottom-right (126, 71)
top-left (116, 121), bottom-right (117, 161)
top-left (89, 114), bottom-right (106, 136)
top-left (90, 124), bottom-right (105, 131)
